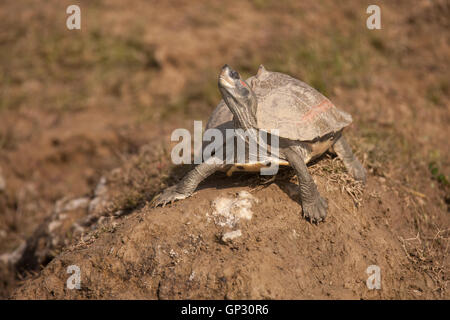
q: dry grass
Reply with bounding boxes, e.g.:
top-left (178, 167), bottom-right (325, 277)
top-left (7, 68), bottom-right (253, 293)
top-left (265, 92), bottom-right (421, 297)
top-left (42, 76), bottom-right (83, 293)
top-left (399, 228), bottom-right (449, 297)
top-left (309, 155), bottom-right (364, 207)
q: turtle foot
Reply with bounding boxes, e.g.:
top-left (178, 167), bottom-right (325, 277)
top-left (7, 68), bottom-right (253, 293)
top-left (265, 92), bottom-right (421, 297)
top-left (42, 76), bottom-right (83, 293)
top-left (151, 185), bottom-right (189, 207)
top-left (302, 196), bottom-right (328, 223)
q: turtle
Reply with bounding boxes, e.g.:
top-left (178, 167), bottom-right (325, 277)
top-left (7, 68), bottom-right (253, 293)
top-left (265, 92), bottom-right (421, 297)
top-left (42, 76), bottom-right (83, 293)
top-left (153, 64), bottom-right (366, 223)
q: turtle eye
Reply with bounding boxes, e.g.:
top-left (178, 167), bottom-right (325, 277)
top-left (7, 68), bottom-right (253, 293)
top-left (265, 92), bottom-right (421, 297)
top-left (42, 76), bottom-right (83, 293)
top-left (230, 70), bottom-right (240, 79)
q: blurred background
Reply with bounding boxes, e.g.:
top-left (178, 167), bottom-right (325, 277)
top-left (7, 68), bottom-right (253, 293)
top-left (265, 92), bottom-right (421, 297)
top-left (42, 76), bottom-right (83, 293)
top-left (0, 0), bottom-right (448, 297)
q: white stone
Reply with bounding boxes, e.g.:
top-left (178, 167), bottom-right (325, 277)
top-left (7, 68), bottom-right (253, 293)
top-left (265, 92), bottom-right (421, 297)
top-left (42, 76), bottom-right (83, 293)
top-left (63, 197), bottom-right (90, 212)
top-left (94, 176), bottom-right (108, 196)
top-left (221, 229), bottom-right (242, 242)
top-left (210, 191), bottom-right (258, 228)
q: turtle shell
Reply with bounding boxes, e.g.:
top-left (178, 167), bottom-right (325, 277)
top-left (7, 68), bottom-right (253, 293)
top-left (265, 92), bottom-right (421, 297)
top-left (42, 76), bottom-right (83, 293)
top-left (207, 68), bottom-right (352, 141)
top-left (252, 69), bottom-right (352, 141)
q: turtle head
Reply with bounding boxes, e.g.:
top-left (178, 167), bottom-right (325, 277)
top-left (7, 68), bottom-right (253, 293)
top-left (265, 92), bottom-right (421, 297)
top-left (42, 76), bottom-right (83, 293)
top-left (218, 64), bottom-right (257, 130)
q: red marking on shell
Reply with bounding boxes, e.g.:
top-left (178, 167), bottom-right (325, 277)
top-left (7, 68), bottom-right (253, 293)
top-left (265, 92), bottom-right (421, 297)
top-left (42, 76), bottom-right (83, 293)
top-left (240, 80), bottom-right (247, 87)
top-left (300, 99), bottom-right (333, 122)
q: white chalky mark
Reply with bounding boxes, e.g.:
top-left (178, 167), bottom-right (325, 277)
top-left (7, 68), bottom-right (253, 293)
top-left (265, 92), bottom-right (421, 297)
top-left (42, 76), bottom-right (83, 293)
top-left (222, 229), bottom-right (242, 242)
top-left (210, 191), bottom-right (258, 228)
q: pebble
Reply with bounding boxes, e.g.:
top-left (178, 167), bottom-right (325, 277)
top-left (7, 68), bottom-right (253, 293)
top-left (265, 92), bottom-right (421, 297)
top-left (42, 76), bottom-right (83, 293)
top-left (221, 229), bottom-right (242, 242)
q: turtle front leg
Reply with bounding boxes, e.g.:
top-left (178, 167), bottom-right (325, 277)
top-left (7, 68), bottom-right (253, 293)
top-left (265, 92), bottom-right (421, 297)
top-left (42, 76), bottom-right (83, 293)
top-left (152, 162), bottom-right (226, 207)
top-left (333, 136), bottom-right (366, 183)
top-left (283, 146), bottom-right (328, 223)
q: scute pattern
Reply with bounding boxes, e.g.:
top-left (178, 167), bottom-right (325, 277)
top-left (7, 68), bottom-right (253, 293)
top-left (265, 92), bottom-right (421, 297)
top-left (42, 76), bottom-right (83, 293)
top-left (207, 70), bottom-right (352, 142)
top-left (253, 72), bottom-right (352, 141)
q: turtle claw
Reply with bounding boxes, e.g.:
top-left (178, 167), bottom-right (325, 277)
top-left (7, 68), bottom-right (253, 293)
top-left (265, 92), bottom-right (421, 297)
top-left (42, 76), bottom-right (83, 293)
top-left (151, 185), bottom-right (189, 208)
top-left (302, 196), bottom-right (328, 223)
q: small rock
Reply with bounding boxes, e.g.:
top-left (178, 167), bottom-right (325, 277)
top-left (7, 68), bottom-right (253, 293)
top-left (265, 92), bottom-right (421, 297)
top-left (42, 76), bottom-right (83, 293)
top-left (210, 192), bottom-right (258, 228)
top-left (98, 216), bottom-right (108, 225)
top-left (88, 197), bottom-right (101, 213)
top-left (221, 229), bottom-right (242, 242)
top-left (48, 220), bottom-right (62, 233)
top-left (113, 210), bottom-right (124, 217)
top-left (0, 242), bottom-right (26, 265)
top-left (63, 197), bottom-right (90, 212)
top-left (169, 249), bottom-right (177, 258)
top-left (94, 176), bottom-right (108, 197)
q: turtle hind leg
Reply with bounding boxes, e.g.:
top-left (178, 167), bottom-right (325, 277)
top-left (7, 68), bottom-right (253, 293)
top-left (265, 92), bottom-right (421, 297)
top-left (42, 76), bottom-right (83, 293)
top-left (333, 135), bottom-right (366, 183)
top-left (283, 146), bottom-right (328, 223)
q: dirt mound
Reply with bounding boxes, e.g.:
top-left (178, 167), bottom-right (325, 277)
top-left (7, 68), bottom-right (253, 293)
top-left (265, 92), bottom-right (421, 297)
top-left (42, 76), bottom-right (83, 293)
top-left (1, 0), bottom-right (448, 299)
top-left (10, 154), bottom-right (448, 299)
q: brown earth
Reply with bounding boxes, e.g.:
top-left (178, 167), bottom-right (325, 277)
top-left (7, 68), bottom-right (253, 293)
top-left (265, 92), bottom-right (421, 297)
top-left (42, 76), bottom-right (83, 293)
top-left (0, 0), bottom-right (448, 299)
